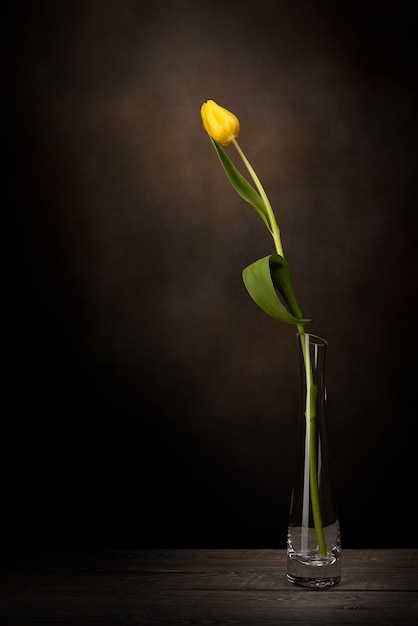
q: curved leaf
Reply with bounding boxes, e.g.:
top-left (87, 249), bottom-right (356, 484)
top-left (242, 253), bottom-right (311, 325)
top-left (209, 138), bottom-right (272, 231)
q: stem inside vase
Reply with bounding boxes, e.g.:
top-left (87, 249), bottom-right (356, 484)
top-left (301, 332), bottom-right (327, 557)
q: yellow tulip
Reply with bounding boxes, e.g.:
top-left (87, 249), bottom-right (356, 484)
top-left (201, 100), bottom-right (240, 146)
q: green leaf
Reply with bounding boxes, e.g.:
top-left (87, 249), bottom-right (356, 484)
top-left (242, 253), bottom-right (311, 325)
top-left (209, 137), bottom-right (272, 231)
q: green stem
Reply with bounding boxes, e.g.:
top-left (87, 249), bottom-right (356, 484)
top-left (309, 415), bottom-right (327, 556)
top-left (232, 137), bottom-right (326, 557)
top-left (304, 339), bottom-right (327, 557)
top-left (231, 138), bottom-right (284, 258)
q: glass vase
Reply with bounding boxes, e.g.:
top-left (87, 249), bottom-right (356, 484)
top-left (287, 333), bottom-right (341, 588)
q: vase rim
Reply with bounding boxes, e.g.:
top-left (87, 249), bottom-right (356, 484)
top-left (296, 332), bottom-right (328, 346)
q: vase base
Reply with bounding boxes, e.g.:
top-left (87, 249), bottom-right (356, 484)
top-left (287, 541), bottom-right (341, 588)
top-left (287, 573), bottom-right (341, 588)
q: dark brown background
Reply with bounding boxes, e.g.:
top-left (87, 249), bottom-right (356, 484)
top-left (5, 0), bottom-right (417, 551)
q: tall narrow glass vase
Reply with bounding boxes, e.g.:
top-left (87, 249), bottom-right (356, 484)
top-left (287, 333), bottom-right (341, 588)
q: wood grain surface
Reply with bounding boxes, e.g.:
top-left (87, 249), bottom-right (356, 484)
top-left (1, 549), bottom-right (417, 624)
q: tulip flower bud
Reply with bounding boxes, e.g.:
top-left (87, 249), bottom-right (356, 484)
top-left (201, 100), bottom-right (240, 146)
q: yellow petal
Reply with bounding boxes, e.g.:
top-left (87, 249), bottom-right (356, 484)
top-left (201, 100), bottom-right (239, 146)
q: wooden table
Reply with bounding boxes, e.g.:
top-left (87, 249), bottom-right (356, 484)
top-left (1, 549), bottom-right (417, 624)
